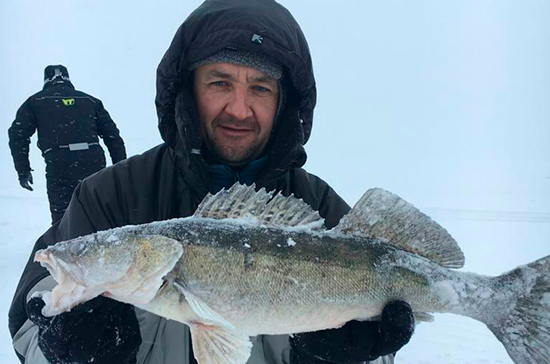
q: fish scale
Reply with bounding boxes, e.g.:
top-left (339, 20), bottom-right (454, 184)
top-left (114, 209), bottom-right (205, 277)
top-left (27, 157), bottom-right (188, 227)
top-left (133, 219), bottom-right (481, 334)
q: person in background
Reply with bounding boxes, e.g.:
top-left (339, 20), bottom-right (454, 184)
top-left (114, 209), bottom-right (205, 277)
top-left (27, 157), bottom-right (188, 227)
top-left (8, 64), bottom-right (127, 224)
top-left (9, 1), bottom-right (414, 363)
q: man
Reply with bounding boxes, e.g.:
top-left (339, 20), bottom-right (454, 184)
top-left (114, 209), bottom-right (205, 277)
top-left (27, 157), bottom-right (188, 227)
top-left (7, 65), bottom-right (127, 224)
top-left (8, 1), bottom-right (414, 363)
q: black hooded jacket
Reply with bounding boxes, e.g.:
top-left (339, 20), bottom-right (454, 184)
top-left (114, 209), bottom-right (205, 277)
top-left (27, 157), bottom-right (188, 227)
top-left (8, 78), bottom-right (126, 175)
top-left (156, 0), bottom-right (319, 199)
top-left (9, 1), bottom-right (350, 363)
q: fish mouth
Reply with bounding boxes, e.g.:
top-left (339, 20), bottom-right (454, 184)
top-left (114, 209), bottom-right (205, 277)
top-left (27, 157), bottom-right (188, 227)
top-left (35, 250), bottom-right (76, 284)
top-left (34, 250), bottom-right (99, 316)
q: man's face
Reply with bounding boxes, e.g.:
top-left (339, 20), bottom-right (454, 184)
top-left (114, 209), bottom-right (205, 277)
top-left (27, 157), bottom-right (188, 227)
top-left (193, 62), bottom-right (279, 165)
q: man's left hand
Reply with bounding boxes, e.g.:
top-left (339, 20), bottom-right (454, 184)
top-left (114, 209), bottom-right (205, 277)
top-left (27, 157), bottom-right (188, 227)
top-left (290, 300), bottom-right (415, 363)
top-left (18, 170), bottom-right (34, 191)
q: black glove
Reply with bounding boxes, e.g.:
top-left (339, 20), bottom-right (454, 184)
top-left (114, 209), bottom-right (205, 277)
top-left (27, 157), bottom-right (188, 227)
top-left (27, 295), bottom-right (142, 364)
top-left (18, 170), bottom-right (33, 191)
top-left (290, 301), bottom-right (415, 364)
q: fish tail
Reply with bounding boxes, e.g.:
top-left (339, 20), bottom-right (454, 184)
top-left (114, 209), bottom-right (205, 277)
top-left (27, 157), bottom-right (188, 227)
top-left (485, 255), bottom-right (550, 364)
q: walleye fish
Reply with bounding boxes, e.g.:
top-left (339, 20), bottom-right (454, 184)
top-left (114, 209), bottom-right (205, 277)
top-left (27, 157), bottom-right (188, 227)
top-left (35, 184), bottom-right (550, 364)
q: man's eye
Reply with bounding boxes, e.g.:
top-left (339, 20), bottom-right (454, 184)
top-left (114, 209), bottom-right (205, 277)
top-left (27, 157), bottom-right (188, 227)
top-left (211, 81), bottom-right (227, 87)
top-left (253, 85), bottom-right (271, 93)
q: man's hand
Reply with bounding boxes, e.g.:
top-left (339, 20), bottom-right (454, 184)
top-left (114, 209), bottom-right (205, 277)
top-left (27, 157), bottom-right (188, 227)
top-left (18, 170), bottom-right (33, 191)
top-left (27, 294), bottom-right (142, 364)
top-left (290, 301), bottom-right (415, 363)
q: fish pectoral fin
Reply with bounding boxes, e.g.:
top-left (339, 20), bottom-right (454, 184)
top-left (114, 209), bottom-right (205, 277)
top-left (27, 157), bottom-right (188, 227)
top-left (182, 288), bottom-right (234, 328)
top-left (190, 322), bottom-right (252, 364)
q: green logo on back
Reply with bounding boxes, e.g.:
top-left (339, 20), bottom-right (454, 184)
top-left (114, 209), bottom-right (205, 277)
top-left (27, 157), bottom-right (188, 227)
top-left (62, 98), bottom-right (75, 106)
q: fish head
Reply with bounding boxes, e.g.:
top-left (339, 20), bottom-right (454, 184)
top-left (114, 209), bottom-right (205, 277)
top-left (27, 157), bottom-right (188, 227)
top-left (35, 232), bottom-right (183, 316)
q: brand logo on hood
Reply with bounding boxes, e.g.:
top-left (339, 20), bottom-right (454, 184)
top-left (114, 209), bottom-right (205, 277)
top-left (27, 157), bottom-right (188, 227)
top-left (251, 34), bottom-right (263, 45)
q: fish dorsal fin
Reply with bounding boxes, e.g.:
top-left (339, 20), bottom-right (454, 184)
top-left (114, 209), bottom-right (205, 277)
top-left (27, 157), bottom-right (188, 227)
top-left (334, 188), bottom-right (465, 268)
top-left (193, 183), bottom-right (325, 230)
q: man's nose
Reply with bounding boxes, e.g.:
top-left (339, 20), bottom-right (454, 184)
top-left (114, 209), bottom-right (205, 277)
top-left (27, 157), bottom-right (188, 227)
top-left (225, 89), bottom-right (253, 120)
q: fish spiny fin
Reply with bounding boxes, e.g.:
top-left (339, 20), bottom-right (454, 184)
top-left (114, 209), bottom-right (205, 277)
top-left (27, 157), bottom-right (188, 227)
top-left (190, 323), bottom-right (252, 364)
top-left (193, 183), bottom-right (325, 230)
top-left (334, 188), bottom-right (465, 268)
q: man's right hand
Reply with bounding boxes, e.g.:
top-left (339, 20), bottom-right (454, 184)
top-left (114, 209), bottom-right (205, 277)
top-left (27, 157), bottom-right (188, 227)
top-left (27, 294), bottom-right (142, 364)
top-left (18, 170), bottom-right (33, 191)
top-left (290, 301), bottom-right (415, 363)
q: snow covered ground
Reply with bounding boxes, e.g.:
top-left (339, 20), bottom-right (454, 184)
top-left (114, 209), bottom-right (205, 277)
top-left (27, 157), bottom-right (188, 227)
top-left (1, 0), bottom-right (548, 363)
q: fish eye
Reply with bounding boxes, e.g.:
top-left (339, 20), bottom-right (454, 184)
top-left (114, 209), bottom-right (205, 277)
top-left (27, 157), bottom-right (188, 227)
top-left (69, 242), bottom-right (86, 255)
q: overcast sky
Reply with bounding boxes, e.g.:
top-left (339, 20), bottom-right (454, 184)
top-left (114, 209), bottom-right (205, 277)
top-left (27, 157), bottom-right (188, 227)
top-left (2, 0), bottom-right (549, 211)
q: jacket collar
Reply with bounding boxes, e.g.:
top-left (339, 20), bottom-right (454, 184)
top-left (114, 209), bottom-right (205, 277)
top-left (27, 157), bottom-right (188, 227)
top-left (42, 80), bottom-right (75, 91)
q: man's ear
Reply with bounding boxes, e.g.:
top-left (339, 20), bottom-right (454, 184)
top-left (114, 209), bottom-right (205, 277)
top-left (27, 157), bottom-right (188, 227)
top-left (189, 70), bottom-right (197, 94)
top-left (273, 79), bottom-right (286, 128)
top-left (174, 83), bottom-right (203, 151)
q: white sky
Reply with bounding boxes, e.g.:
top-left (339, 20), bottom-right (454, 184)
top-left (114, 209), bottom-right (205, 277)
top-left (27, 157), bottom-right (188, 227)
top-left (1, 0), bottom-right (548, 209)
top-left (0, 1), bottom-right (549, 363)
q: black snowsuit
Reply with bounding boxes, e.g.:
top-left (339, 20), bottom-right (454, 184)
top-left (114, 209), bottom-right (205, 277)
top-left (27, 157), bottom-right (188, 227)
top-left (9, 1), bottom-right (395, 363)
top-left (8, 78), bottom-right (126, 223)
